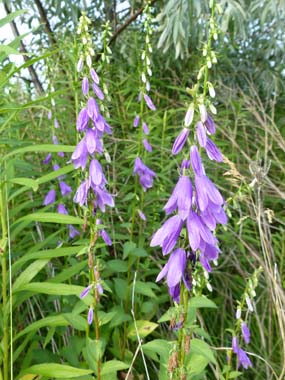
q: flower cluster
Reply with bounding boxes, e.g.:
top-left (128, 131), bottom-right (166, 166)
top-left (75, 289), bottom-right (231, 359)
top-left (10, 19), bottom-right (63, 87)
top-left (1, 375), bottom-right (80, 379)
top-left (74, 13), bottom-right (114, 324)
top-left (132, 1), bottom-right (156, 198)
top-left (72, 14), bottom-right (114, 215)
top-left (151, 106), bottom-right (227, 302)
top-left (230, 267), bottom-right (261, 370)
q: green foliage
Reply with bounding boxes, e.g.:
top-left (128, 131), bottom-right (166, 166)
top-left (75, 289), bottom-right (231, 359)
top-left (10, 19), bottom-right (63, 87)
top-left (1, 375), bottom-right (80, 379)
top-left (0, 1), bottom-right (284, 380)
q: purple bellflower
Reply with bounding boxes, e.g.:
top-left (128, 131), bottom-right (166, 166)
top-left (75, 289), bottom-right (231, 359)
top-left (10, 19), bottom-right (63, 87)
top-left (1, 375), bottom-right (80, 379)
top-left (163, 176), bottom-right (192, 220)
top-left (172, 128), bottom-right (190, 155)
top-left (143, 138), bottom-right (152, 152)
top-left (144, 94), bottom-right (156, 111)
top-left (232, 337), bottom-right (252, 369)
top-left (142, 122), bottom-right (150, 135)
top-left (92, 83), bottom-right (104, 100)
top-left (76, 108), bottom-right (89, 132)
top-left (156, 248), bottom-right (187, 288)
top-left (82, 77), bottom-right (89, 96)
top-left (205, 138), bottom-right (223, 162)
top-left (59, 181), bottom-right (72, 196)
top-left (43, 189), bottom-right (56, 206)
top-left (196, 121), bottom-right (207, 148)
top-left (204, 114), bottom-right (216, 134)
top-left (69, 224), bottom-right (80, 239)
top-left (133, 157), bottom-right (156, 191)
top-left (90, 68), bottom-right (99, 84)
top-left (150, 215), bottom-right (183, 255)
top-left (241, 322), bottom-right (250, 344)
top-left (133, 115), bottom-right (140, 127)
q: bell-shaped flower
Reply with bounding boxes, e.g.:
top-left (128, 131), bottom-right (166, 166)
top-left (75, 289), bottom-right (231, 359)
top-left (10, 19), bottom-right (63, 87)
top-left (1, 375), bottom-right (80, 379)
top-left (172, 128), bottom-right (189, 155)
top-left (73, 180), bottom-right (90, 206)
top-left (43, 189), bottom-right (56, 206)
top-left (186, 211), bottom-right (217, 251)
top-left (150, 215), bottom-right (183, 255)
top-left (156, 248), bottom-right (187, 288)
top-left (163, 176), bottom-right (192, 220)
top-left (72, 138), bottom-right (88, 169)
top-left (205, 138), bottom-right (223, 162)
top-left (195, 174), bottom-right (224, 212)
top-left (76, 108), bottom-right (89, 132)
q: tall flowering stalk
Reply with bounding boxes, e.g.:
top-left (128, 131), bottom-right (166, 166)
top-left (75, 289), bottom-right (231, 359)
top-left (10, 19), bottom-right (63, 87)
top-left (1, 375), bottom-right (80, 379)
top-left (73, 13), bottom-right (114, 379)
top-left (226, 268), bottom-right (261, 378)
top-left (150, 1), bottom-right (230, 377)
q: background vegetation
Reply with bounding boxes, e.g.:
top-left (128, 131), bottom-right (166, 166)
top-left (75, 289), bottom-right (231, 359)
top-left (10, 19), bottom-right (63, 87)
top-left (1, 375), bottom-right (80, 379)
top-left (0, 0), bottom-right (284, 379)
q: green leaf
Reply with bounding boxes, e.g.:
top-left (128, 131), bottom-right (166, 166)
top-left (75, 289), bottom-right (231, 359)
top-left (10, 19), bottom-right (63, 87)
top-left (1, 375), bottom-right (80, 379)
top-left (101, 360), bottom-right (129, 375)
top-left (128, 320), bottom-right (158, 340)
top-left (14, 315), bottom-right (69, 341)
top-left (8, 177), bottom-right (39, 191)
top-left (106, 259), bottom-right (128, 272)
top-left (20, 364), bottom-right (93, 378)
top-left (12, 212), bottom-right (84, 226)
top-left (63, 313), bottom-right (87, 331)
top-left (13, 259), bottom-right (49, 291)
top-left (83, 338), bottom-right (105, 372)
top-left (228, 371), bottom-right (243, 378)
top-left (135, 281), bottom-right (157, 298)
top-left (190, 339), bottom-right (216, 364)
top-left (13, 282), bottom-right (85, 296)
top-left (37, 164), bottom-right (74, 185)
top-left (2, 144), bottom-right (74, 161)
top-left (0, 9), bottom-right (29, 28)
top-left (123, 241), bottom-right (136, 259)
top-left (189, 296), bottom-right (217, 309)
top-left (187, 354), bottom-right (209, 376)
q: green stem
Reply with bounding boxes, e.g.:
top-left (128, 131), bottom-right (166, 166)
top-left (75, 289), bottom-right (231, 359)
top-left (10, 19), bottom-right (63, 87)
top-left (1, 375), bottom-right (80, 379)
top-left (0, 186), bottom-right (8, 380)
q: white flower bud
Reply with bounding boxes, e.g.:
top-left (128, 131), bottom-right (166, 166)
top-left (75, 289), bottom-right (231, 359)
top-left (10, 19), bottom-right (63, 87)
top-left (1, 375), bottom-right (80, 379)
top-left (89, 47), bottom-right (95, 56)
top-left (141, 51), bottom-right (145, 60)
top-left (82, 37), bottom-right (87, 45)
top-left (207, 283), bottom-right (213, 292)
top-left (184, 103), bottom-right (194, 126)
top-left (86, 55), bottom-right (92, 68)
top-left (147, 67), bottom-right (152, 76)
top-left (199, 103), bottom-right (207, 122)
top-left (141, 72), bottom-right (146, 83)
top-left (209, 103), bottom-right (217, 114)
top-left (77, 57), bottom-right (84, 72)
top-left (245, 296), bottom-right (254, 312)
top-left (236, 308), bottom-right (241, 319)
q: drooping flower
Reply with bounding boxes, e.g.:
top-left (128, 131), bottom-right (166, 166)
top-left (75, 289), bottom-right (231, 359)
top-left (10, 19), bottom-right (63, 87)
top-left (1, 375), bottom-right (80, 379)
top-left (90, 68), bottom-right (99, 84)
top-left (59, 181), bottom-right (72, 196)
top-left (69, 224), bottom-right (80, 239)
top-left (92, 83), bottom-right (104, 100)
top-left (195, 175), bottom-right (224, 212)
top-left (87, 97), bottom-right (99, 120)
top-left (82, 77), bottom-right (89, 96)
top-left (163, 176), bottom-right (192, 220)
top-left (138, 209), bottom-right (147, 221)
top-left (196, 121), bottom-right (207, 147)
top-left (43, 189), bottom-right (56, 206)
top-left (150, 215), bottom-right (183, 255)
top-left (72, 138), bottom-right (88, 169)
top-left (190, 145), bottom-right (205, 176)
top-left (156, 248), bottom-right (187, 288)
top-left (232, 337), bottom-right (252, 369)
top-left (172, 128), bottom-right (190, 155)
top-left (205, 138), bottom-right (223, 162)
top-left (89, 159), bottom-right (106, 187)
top-left (88, 306), bottom-right (94, 325)
top-left (186, 211), bottom-right (217, 252)
top-left (143, 138), bottom-right (152, 152)
top-left (200, 201), bottom-right (228, 231)
top-left (43, 153), bottom-right (52, 165)
top-left (133, 115), bottom-right (140, 127)
top-left (142, 122), bottom-right (150, 135)
top-left (92, 186), bottom-right (114, 212)
top-left (241, 322), bottom-right (250, 344)
top-left (144, 94), bottom-right (156, 110)
top-left (80, 284), bottom-right (92, 299)
top-left (58, 203), bottom-right (68, 214)
top-left (133, 157), bottom-right (156, 191)
top-left (204, 114), bottom-right (216, 134)
top-left (73, 180), bottom-right (90, 206)
top-left (76, 108), bottom-right (89, 131)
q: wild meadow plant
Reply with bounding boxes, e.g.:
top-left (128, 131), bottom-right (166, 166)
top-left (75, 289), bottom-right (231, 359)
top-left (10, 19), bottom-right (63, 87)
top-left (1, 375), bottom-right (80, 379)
top-left (149, 1), bottom-right (258, 379)
top-left (70, 12), bottom-right (114, 378)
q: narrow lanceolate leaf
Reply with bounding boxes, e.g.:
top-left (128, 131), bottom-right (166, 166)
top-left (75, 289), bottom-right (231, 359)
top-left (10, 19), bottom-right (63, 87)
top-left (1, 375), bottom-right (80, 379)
top-left (2, 144), bottom-right (75, 160)
top-left (188, 296), bottom-right (217, 309)
top-left (37, 164), bottom-right (74, 185)
top-left (14, 315), bottom-right (69, 341)
top-left (13, 259), bottom-right (49, 291)
top-left (13, 282), bottom-right (85, 296)
top-left (0, 9), bottom-right (29, 28)
top-left (12, 212), bottom-right (84, 226)
top-left (20, 364), bottom-right (93, 378)
top-left (8, 177), bottom-right (39, 191)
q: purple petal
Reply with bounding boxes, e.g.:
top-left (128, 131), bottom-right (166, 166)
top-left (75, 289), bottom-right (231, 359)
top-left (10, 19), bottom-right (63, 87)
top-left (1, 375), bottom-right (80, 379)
top-left (196, 121), bottom-right (207, 147)
top-left (92, 83), bottom-right (104, 100)
top-left (43, 189), bottom-right (56, 206)
top-left (142, 122), bottom-right (150, 135)
top-left (190, 145), bottom-right (205, 176)
top-left (42, 153), bottom-right (52, 165)
top-left (80, 284), bottom-right (92, 299)
top-left (144, 94), bottom-right (156, 111)
top-left (143, 138), bottom-right (152, 152)
top-left (90, 68), bottom-right (100, 84)
top-left (172, 128), bottom-right (189, 155)
top-left (241, 322), bottom-right (250, 344)
top-left (133, 115), bottom-right (140, 128)
top-left (59, 181), bottom-right (72, 196)
top-left (88, 306), bottom-right (94, 325)
top-left (57, 203), bottom-right (68, 214)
